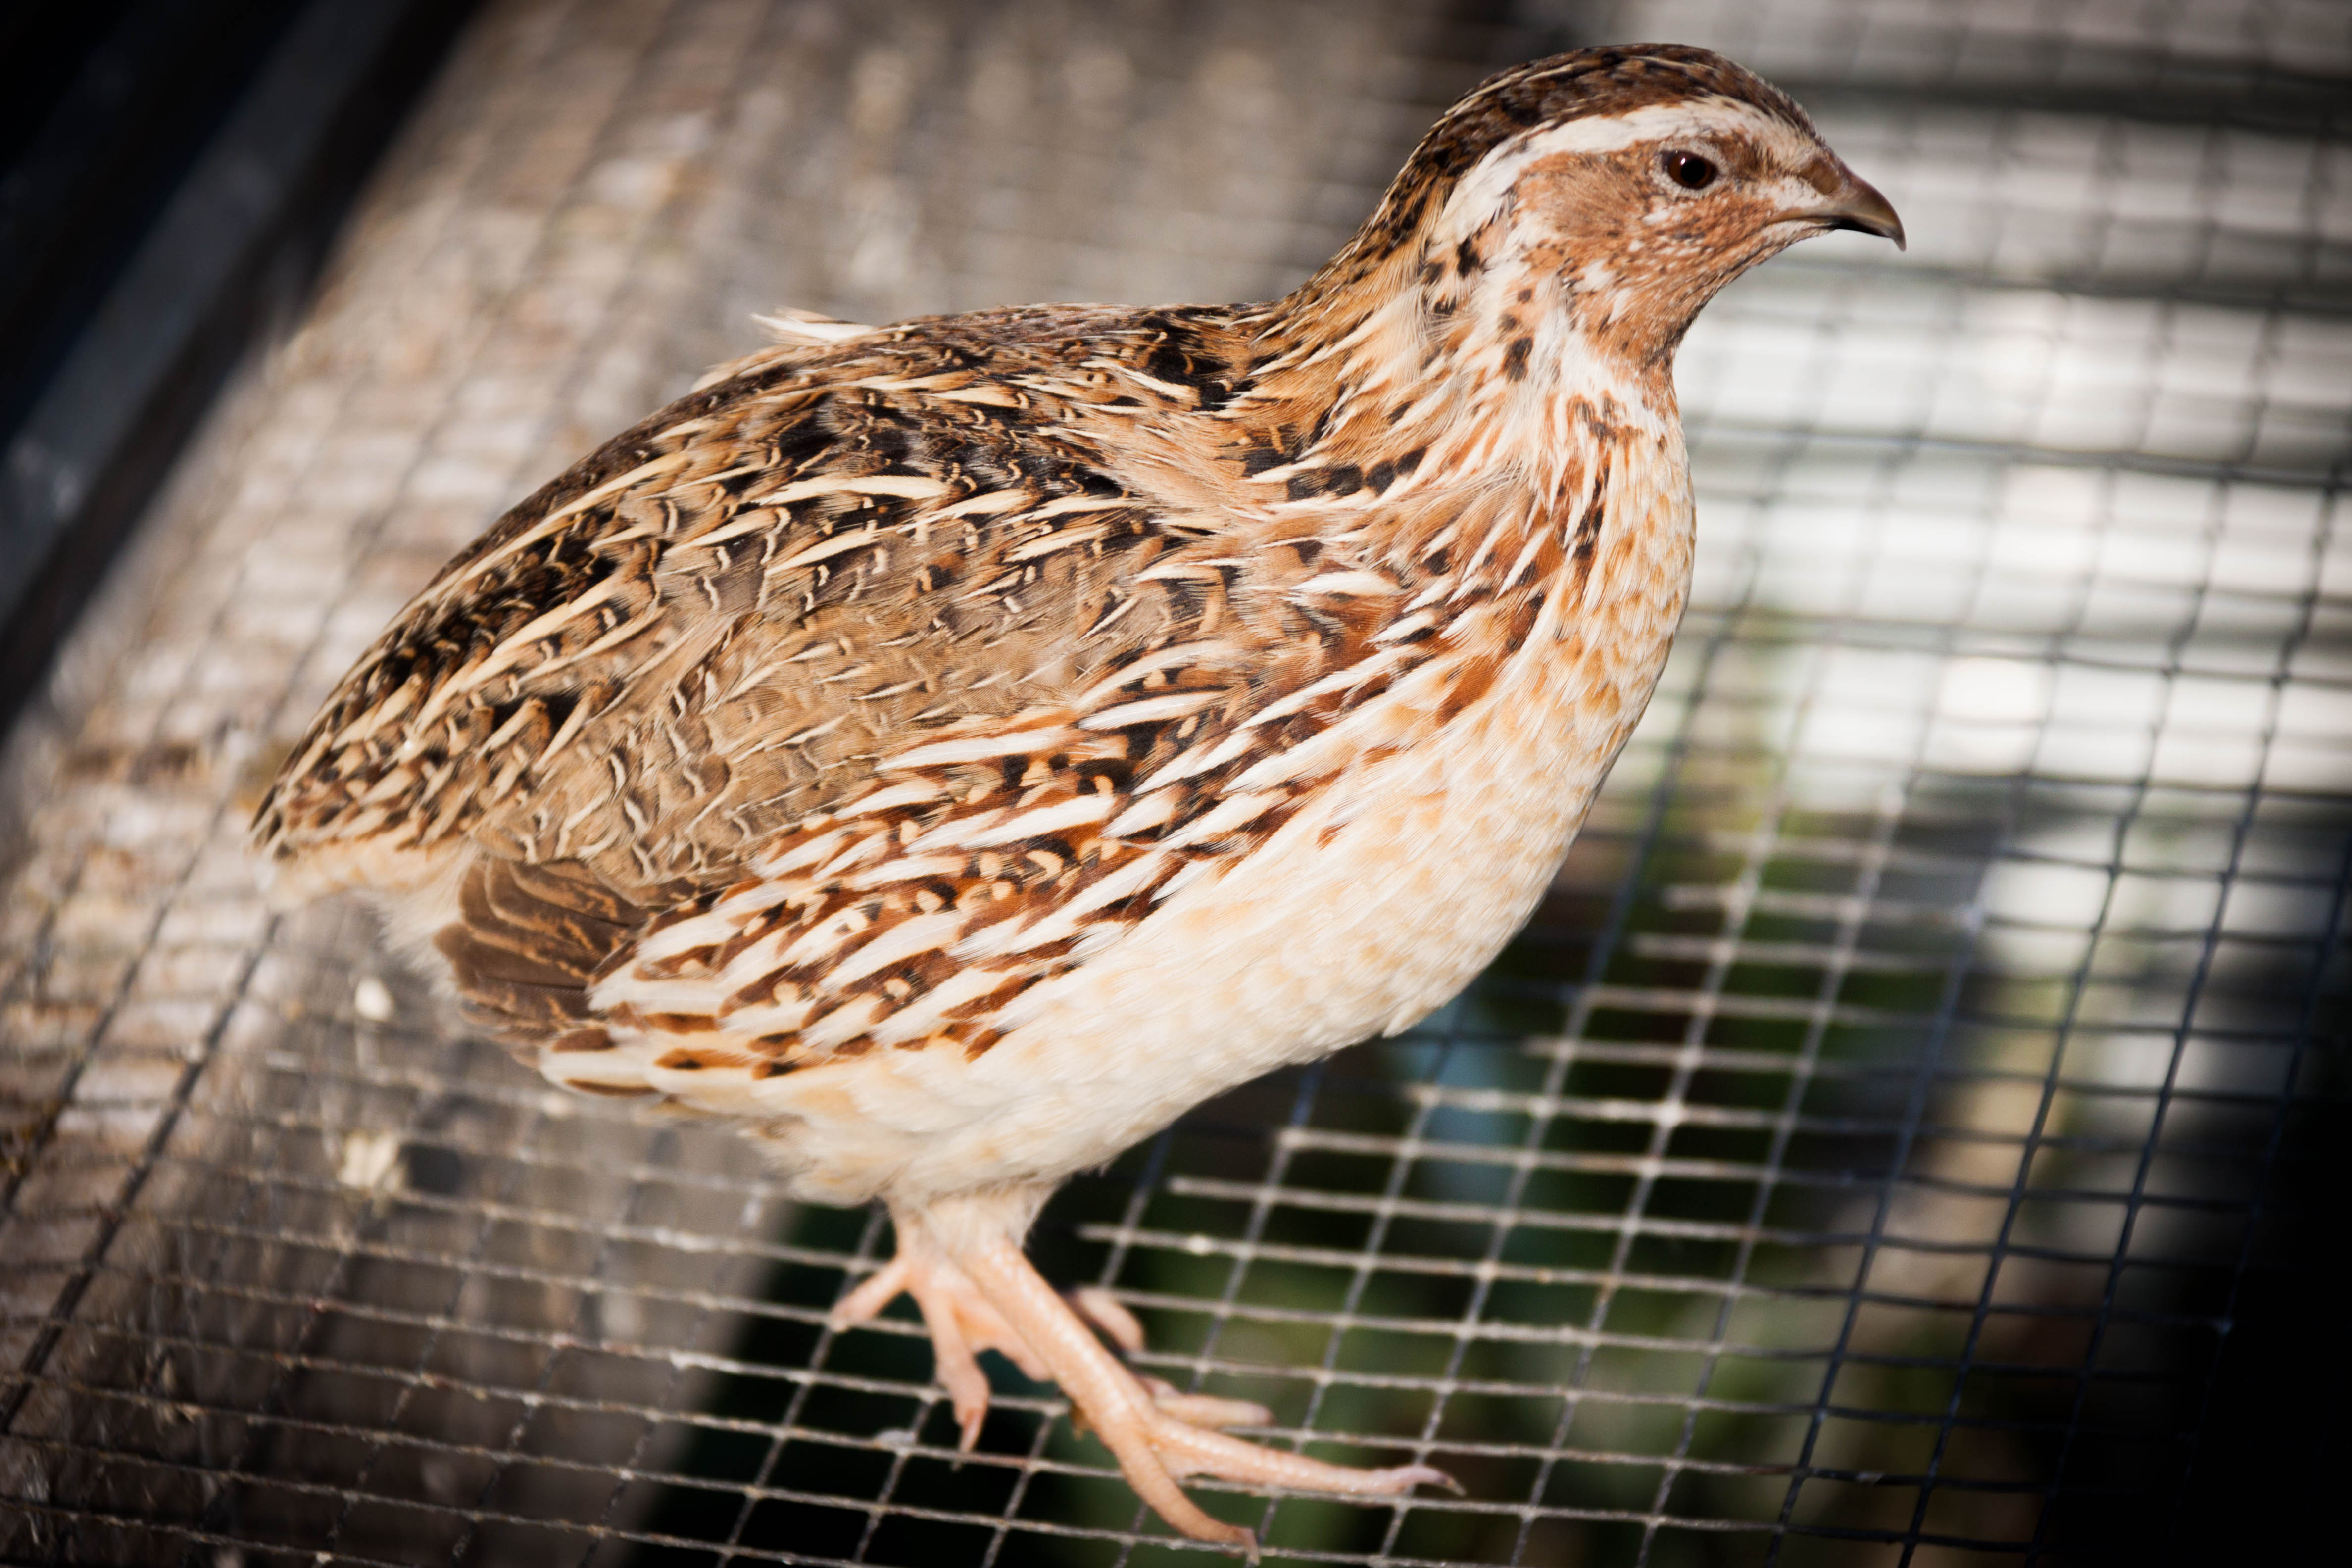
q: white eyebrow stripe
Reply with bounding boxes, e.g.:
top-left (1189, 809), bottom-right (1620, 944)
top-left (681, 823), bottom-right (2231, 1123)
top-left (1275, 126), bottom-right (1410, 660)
top-left (1434, 98), bottom-right (1820, 241)
top-left (1516, 98), bottom-right (1803, 156)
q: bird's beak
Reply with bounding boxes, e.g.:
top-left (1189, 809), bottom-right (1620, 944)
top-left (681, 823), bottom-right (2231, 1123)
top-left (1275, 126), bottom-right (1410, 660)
top-left (1802, 170), bottom-right (1906, 250)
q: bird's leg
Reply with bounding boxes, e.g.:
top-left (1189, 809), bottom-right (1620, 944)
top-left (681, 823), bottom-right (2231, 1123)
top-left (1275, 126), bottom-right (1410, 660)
top-left (1068, 1285), bottom-right (1277, 1432)
top-left (936, 1204), bottom-right (1453, 1555)
top-left (829, 1212), bottom-right (1051, 1451)
top-left (832, 1208), bottom-right (1274, 1452)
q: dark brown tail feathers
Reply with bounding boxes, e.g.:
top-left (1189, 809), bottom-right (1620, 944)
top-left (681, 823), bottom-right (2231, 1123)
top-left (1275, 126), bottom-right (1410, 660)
top-left (434, 858), bottom-right (643, 1050)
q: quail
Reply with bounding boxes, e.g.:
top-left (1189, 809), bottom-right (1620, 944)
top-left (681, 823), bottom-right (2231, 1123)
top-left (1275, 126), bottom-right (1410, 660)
top-left (255, 44), bottom-right (1902, 1552)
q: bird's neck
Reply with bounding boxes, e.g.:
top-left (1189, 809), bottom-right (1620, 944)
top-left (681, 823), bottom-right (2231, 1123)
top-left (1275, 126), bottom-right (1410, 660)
top-left (1230, 234), bottom-right (1682, 542)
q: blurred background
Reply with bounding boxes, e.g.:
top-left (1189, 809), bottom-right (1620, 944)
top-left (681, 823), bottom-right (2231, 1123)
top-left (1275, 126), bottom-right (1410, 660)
top-left (2, 1), bottom-right (2346, 1564)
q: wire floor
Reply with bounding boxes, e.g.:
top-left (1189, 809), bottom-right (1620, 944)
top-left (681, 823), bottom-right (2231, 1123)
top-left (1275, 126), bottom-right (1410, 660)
top-left (4, 0), bottom-right (2348, 1564)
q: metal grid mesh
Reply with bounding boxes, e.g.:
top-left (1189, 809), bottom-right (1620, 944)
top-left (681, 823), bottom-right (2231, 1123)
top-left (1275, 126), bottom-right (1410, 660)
top-left (3, 0), bottom-right (2347, 1563)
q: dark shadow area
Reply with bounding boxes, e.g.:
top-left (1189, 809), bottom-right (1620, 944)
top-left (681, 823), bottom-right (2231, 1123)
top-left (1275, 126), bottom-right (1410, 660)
top-left (0, 0), bottom-right (483, 741)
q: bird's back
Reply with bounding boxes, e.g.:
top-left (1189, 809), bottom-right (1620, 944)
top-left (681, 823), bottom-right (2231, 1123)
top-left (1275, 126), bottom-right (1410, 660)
top-left (258, 304), bottom-right (1246, 901)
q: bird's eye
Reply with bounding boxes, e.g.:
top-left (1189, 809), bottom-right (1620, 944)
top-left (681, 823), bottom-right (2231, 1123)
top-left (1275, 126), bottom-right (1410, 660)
top-left (1665, 151), bottom-right (1718, 190)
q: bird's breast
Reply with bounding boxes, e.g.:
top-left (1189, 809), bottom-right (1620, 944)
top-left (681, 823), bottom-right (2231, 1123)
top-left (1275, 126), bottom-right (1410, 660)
top-left (844, 440), bottom-right (1697, 1203)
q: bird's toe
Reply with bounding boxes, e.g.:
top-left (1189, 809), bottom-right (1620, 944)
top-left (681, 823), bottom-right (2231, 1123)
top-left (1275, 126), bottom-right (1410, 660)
top-left (1134, 1376), bottom-right (1274, 1432)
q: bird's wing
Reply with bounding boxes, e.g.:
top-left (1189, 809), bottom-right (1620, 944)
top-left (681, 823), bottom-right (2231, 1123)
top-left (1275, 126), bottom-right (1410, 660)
top-left (257, 304), bottom-right (1220, 898)
top-left (256, 304), bottom-right (1567, 1071)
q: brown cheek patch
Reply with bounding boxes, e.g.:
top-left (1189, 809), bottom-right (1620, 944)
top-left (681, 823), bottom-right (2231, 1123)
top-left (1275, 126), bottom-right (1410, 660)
top-left (1515, 150), bottom-right (1803, 369)
top-left (1517, 154), bottom-right (1646, 247)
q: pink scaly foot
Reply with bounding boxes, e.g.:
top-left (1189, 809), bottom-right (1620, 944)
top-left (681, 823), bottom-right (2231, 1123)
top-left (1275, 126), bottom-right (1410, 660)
top-left (1070, 1284), bottom-right (1277, 1430)
top-left (832, 1213), bottom-right (1279, 1451)
top-left (830, 1218), bottom-right (1050, 1451)
top-left (935, 1207), bottom-right (1454, 1557)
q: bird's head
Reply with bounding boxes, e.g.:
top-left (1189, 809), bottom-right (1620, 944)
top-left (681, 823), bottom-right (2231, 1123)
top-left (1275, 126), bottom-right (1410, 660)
top-left (1292, 46), bottom-right (1901, 393)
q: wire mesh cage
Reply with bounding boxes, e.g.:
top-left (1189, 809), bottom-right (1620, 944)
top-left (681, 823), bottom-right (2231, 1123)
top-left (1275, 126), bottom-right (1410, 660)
top-left (3, 0), bottom-right (2348, 1564)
